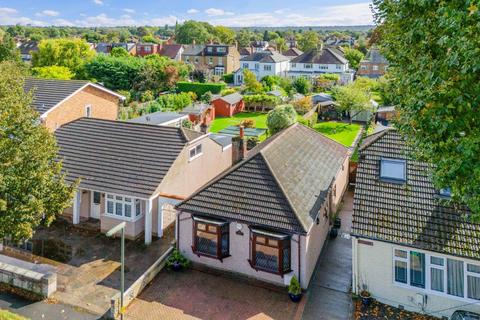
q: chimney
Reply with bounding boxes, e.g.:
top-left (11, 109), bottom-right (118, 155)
top-left (200, 116), bottom-right (208, 134)
top-left (239, 125), bottom-right (247, 159)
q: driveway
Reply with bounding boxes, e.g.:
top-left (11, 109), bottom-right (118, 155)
top-left (125, 268), bottom-right (304, 320)
top-left (302, 189), bottom-right (354, 320)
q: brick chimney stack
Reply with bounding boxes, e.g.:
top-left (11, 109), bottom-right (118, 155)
top-left (239, 126), bottom-right (247, 160)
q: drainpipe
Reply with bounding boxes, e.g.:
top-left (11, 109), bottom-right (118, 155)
top-left (298, 234), bottom-right (301, 287)
top-left (352, 236), bottom-right (358, 294)
top-left (176, 211), bottom-right (181, 250)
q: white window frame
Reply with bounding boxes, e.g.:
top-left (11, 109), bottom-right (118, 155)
top-left (336, 64), bottom-right (342, 70)
top-left (189, 144), bottom-right (203, 161)
top-left (304, 63), bottom-right (313, 69)
top-left (373, 65), bottom-right (379, 71)
top-left (85, 105), bottom-right (92, 118)
top-left (105, 193), bottom-right (144, 222)
top-left (264, 64), bottom-right (272, 71)
top-left (380, 158), bottom-right (407, 182)
top-left (217, 47), bottom-right (226, 53)
top-left (392, 247), bottom-right (480, 303)
top-left (319, 65), bottom-right (328, 70)
top-left (291, 63), bottom-right (296, 68)
top-left (361, 65), bottom-right (368, 70)
top-left (242, 63), bottom-right (249, 69)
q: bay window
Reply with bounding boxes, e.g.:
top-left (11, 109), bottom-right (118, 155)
top-left (106, 194), bottom-right (143, 220)
top-left (393, 248), bottom-right (480, 301)
top-left (250, 229), bottom-right (291, 275)
top-left (192, 216), bottom-right (229, 259)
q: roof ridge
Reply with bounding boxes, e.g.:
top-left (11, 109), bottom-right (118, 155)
top-left (359, 127), bottom-right (395, 151)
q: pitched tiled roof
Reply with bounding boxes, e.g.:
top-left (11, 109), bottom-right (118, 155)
top-left (159, 44), bottom-right (183, 59)
top-left (283, 47), bottom-right (303, 57)
top-left (352, 129), bottom-right (480, 260)
top-left (215, 92), bottom-right (243, 104)
top-left (291, 47), bottom-right (347, 65)
top-left (24, 78), bottom-right (88, 114)
top-left (177, 124), bottom-right (348, 233)
top-left (363, 48), bottom-right (389, 64)
top-left (240, 52), bottom-right (289, 63)
top-left (127, 111), bottom-right (186, 125)
top-left (55, 118), bottom-right (192, 198)
top-left (17, 41), bottom-right (38, 54)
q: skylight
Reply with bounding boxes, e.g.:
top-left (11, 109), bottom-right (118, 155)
top-left (380, 158), bottom-right (406, 182)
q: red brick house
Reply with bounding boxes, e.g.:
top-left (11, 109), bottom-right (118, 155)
top-left (136, 43), bottom-right (160, 57)
top-left (212, 93), bottom-right (244, 117)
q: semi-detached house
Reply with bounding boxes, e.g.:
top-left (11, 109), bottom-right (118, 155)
top-left (234, 52), bottom-right (290, 85)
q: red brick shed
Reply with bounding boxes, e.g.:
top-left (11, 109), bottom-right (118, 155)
top-left (212, 93), bottom-right (244, 117)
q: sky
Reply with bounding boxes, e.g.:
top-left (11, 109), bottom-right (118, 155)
top-left (0, 0), bottom-right (374, 27)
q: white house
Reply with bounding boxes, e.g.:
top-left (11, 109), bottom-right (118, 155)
top-left (234, 52), bottom-right (290, 85)
top-left (352, 129), bottom-right (480, 318)
top-left (288, 47), bottom-right (354, 84)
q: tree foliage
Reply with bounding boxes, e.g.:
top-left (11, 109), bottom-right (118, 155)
top-left (373, 0), bottom-right (480, 216)
top-left (0, 61), bottom-right (75, 240)
top-left (331, 81), bottom-right (372, 120)
top-left (292, 77), bottom-right (312, 95)
top-left (31, 65), bottom-right (74, 80)
top-left (176, 21), bottom-right (214, 44)
top-left (266, 104), bottom-right (298, 134)
top-left (0, 34), bottom-right (20, 63)
top-left (298, 31), bottom-right (320, 52)
top-left (243, 69), bottom-right (263, 93)
top-left (343, 47), bottom-right (364, 69)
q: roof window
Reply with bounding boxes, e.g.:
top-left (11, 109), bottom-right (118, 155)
top-left (380, 158), bottom-right (406, 183)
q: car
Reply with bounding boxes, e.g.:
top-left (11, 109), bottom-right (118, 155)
top-left (451, 311), bottom-right (480, 320)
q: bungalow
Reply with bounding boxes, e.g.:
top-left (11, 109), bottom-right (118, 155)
top-left (175, 124), bottom-right (349, 288)
top-left (24, 77), bottom-right (125, 131)
top-left (128, 111), bottom-right (188, 127)
top-left (289, 47), bottom-right (354, 84)
top-left (234, 52), bottom-right (290, 85)
top-left (56, 118), bottom-right (233, 244)
top-left (352, 129), bottom-right (480, 318)
top-left (211, 93), bottom-right (244, 117)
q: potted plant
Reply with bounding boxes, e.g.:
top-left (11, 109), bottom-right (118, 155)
top-left (334, 217), bottom-right (341, 229)
top-left (166, 249), bottom-right (190, 271)
top-left (360, 290), bottom-right (372, 307)
top-left (288, 276), bottom-right (302, 302)
top-left (329, 227), bottom-right (338, 239)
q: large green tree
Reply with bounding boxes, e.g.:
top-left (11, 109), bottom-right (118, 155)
top-left (298, 31), bottom-right (320, 52)
top-left (343, 47), bottom-right (364, 70)
top-left (0, 34), bottom-right (20, 63)
top-left (0, 61), bottom-right (75, 240)
top-left (373, 0), bottom-right (480, 216)
top-left (176, 21), bottom-right (213, 44)
top-left (266, 104), bottom-right (298, 134)
top-left (31, 66), bottom-right (74, 80)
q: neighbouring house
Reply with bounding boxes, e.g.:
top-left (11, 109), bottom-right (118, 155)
top-left (56, 118), bottom-right (233, 244)
top-left (136, 43), bottom-right (160, 57)
top-left (211, 93), bottom-right (244, 117)
top-left (175, 123), bottom-right (350, 288)
top-left (283, 47), bottom-right (303, 59)
top-left (233, 52), bottom-right (290, 85)
top-left (180, 103), bottom-right (215, 128)
top-left (356, 47), bottom-right (389, 78)
top-left (289, 47), bottom-right (354, 84)
top-left (251, 40), bottom-right (270, 52)
top-left (159, 44), bottom-right (184, 61)
top-left (128, 111), bottom-right (188, 127)
top-left (375, 105), bottom-right (396, 126)
top-left (351, 129), bottom-right (480, 318)
top-left (24, 77), bottom-right (125, 131)
top-left (17, 41), bottom-right (38, 62)
top-left (95, 42), bottom-right (136, 55)
top-left (238, 47), bottom-right (253, 59)
top-left (182, 44), bottom-right (240, 76)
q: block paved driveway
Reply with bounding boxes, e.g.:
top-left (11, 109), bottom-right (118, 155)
top-left (302, 189), bottom-right (354, 320)
top-left (125, 268), bottom-right (303, 320)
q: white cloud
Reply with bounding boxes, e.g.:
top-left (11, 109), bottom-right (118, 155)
top-left (36, 10), bottom-right (59, 17)
top-left (0, 7), bottom-right (47, 26)
top-left (73, 13), bottom-right (178, 27)
top-left (53, 18), bottom-right (74, 26)
top-left (93, 0), bottom-right (103, 5)
top-left (205, 8), bottom-right (234, 16)
top-left (123, 8), bottom-right (135, 14)
top-left (0, 7), bottom-right (17, 15)
top-left (187, 8), bottom-right (198, 14)
top-left (148, 15), bottom-right (179, 26)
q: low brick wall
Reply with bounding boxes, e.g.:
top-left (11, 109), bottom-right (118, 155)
top-left (109, 245), bottom-right (174, 319)
top-left (0, 253), bottom-right (57, 299)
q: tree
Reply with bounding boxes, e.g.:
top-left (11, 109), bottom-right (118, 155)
top-left (32, 38), bottom-right (95, 78)
top-left (343, 47), bottom-right (364, 69)
top-left (298, 31), bottom-right (320, 52)
top-left (293, 96), bottom-right (313, 114)
top-left (0, 34), bottom-right (20, 63)
top-left (110, 47), bottom-right (129, 57)
top-left (213, 26), bottom-right (236, 44)
top-left (266, 104), bottom-right (298, 134)
top-left (31, 66), bottom-right (74, 80)
top-left (176, 21), bottom-right (213, 44)
top-left (142, 35), bottom-right (160, 44)
top-left (274, 38), bottom-right (288, 52)
top-left (243, 69), bottom-right (263, 93)
top-left (0, 61), bottom-right (75, 240)
top-left (292, 77), bottom-right (312, 95)
top-left (236, 29), bottom-right (255, 47)
top-left (332, 83), bottom-right (372, 123)
top-left (373, 0), bottom-right (480, 216)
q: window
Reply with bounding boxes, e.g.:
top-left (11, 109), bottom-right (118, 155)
top-left (194, 57), bottom-right (199, 63)
top-left (305, 63), bottom-right (313, 69)
top-left (439, 188), bottom-right (452, 198)
top-left (144, 46), bottom-right (152, 52)
top-left (255, 63), bottom-right (260, 70)
top-left (264, 65), bottom-right (272, 71)
top-left (208, 57), bottom-right (213, 64)
top-left (189, 144), bottom-right (203, 160)
top-left (336, 64), bottom-right (342, 70)
top-left (207, 47), bottom-right (213, 53)
top-left (218, 57), bottom-right (223, 65)
top-left (217, 47), bottom-right (226, 53)
top-left (85, 105), bottom-right (92, 118)
top-left (106, 194), bottom-right (142, 220)
top-left (291, 63), bottom-right (296, 68)
top-left (373, 65), bottom-right (379, 71)
top-left (380, 158), bottom-right (406, 182)
top-left (185, 57), bottom-right (190, 62)
top-left (192, 217), bottom-right (229, 259)
top-left (361, 65), bottom-right (368, 70)
top-left (319, 65), bottom-right (328, 70)
top-left (242, 63), bottom-right (249, 69)
top-left (250, 229), bottom-right (290, 275)
top-left (393, 248), bottom-right (480, 302)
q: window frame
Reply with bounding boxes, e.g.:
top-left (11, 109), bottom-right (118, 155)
top-left (392, 247), bottom-right (480, 303)
top-left (249, 229), bottom-right (291, 276)
top-left (105, 193), bottom-right (144, 222)
top-left (263, 64), bottom-right (272, 71)
top-left (379, 158), bottom-right (407, 183)
top-left (189, 144), bottom-right (203, 161)
top-left (85, 105), bottom-right (92, 118)
top-left (191, 216), bottom-right (229, 260)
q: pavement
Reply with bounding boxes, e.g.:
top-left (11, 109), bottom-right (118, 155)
top-left (0, 292), bottom-right (99, 320)
top-left (302, 189), bottom-right (354, 320)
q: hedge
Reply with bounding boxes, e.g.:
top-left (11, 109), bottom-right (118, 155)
top-left (177, 81), bottom-right (226, 96)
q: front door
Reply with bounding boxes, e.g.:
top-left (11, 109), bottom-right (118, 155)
top-left (91, 191), bottom-right (101, 219)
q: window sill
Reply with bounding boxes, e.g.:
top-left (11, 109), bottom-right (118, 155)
top-left (247, 259), bottom-right (290, 277)
top-left (103, 213), bottom-right (144, 223)
top-left (188, 153), bottom-right (203, 162)
top-left (191, 246), bottom-right (230, 262)
top-left (392, 282), bottom-right (480, 304)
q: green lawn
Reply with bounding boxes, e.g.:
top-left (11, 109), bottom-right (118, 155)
top-left (0, 310), bottom-right (28, 320)
top-left (210, 112), bottom-right (268, 133)
top-left (312, 122), bottom-right (362, 147)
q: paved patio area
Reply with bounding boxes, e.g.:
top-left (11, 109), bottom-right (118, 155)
top-left (302, 188), bottom-right (354, 320)
top-left (2, 220), bottom-right (173, 316)
top-left (125, 268), bottom-right (304, 320)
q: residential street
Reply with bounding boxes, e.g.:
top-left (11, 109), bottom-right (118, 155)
top-left (302, 189), bottom-right (354, 320)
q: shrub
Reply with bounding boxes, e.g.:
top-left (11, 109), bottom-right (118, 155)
top-left (239, 119), bottom-right (256, 128)
top-left (221, 88), bottom-right (237, 96)
top-left (292, 77), bottom-right (312, 95)
top-left (200, 91), bottom-right (213, 103)
top-left (177, 81), bottom-right (226, 96)
top-left (140, 90), bottom-right (155, 102)
top-left (243, 94), bottom-right (280, 110)
top-left (166, 249), bottom-right (190, 270)
top-left (222, 73), bottom-right (234, 83)
top-left (182, 119), bottom-right (193, 129)
top-left (319, 73), bottom-right (340, 81)
top-left (293, 96), bottom-right (313, 114)
top-left (267, 104), bottom-right (298, 134)
top-left (117, 90), bottom-right (131, 104)
top-left (288, 276), bottom-right (301, 295)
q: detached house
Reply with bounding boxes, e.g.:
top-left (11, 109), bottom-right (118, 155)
top-left (24, 78), bottom-right (124, 131)
top-left (356, 47), bottom-right (389, 79)
top-left (352, 129), bottom-right (480, 318)
top-left (289, 47), bottom-right (353, 84)
top-left (56, 118), bottom-right (232, 244)
top-left (176, 124), bottom-right (349, 288)
top-left (234, 52), bottom-right (290, 85)
top-left (182, 44), bottom-right (240, 76)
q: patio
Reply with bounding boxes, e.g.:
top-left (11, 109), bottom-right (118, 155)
top-left (1, 219), bottom-right (173, 316)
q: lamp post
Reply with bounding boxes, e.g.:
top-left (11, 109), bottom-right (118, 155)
top-left (106, 222), bottom-right (126, 320)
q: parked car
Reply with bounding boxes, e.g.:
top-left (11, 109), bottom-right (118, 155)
top-left (451, 311), bottom-right (480, 320)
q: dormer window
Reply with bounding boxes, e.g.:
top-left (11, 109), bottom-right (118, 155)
top-left (189, 144), bottom-right (203, 161)
top-left (380, 158), bottom-right (406, 183)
